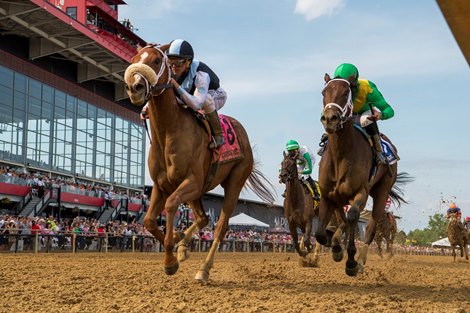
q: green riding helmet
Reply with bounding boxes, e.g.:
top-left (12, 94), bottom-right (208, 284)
top-left (334, 63), bottom-right (359, 82)
top-left (285, 140), bottom-right (300, 151)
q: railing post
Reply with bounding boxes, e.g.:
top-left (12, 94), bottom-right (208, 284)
top-left (34, 232), bottom-right (38, 254)
top-left (72, 233), bottom-right (76, 254)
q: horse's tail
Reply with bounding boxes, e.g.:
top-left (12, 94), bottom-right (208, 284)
top-left (245, 160), bottom-right (276, 205)
top-left (389, 172), bottom-right (414, 208)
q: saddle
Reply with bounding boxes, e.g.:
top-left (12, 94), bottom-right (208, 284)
top-left (300, 179), bottom-right (321, 204)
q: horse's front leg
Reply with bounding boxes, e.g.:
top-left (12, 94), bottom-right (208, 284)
top-left (288, 223), bottom-right (304, 257)
top-left (304, 221), bottom-right (313, 253)
top-left (143, 185), bottom-right (166, 244)
top-left (315, 198), bottom-right (333, 246)
top-left (345, 204), bottom-right (360, 276)
top-left (163, 179), bottom-right (201, 275)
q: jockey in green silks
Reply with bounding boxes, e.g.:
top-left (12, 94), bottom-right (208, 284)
top-left (331, 63), bottom-right (394, 164)
top-left (284, 140), bottom-right (321, 200)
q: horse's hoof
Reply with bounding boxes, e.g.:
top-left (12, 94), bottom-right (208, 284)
top-left (163, 262), bottom-right (179, 276)
top-left (357, 262), bottom-right (364, 273)
top-left (332, 246), bottom-right (343, 262)
top-left (345, 261), bottom-right (358, 277)
top-left (195, 270), bottom-right (209, 283)
top-left (315, 232), bottom-right (327, 245)
top-left (177, 245), bottom-right (190, 262)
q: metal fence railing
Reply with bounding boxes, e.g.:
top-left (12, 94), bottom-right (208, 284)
top-left (0, 232), bottom-right (462, 257)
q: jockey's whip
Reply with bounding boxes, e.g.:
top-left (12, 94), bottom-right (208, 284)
top-left (368, 103), bottom-right (392, 177)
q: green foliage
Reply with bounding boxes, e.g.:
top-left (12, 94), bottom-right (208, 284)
top-left (406, 213), bottom-right (448, 246)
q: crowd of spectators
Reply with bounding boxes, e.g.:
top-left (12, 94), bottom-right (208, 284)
top-left (0, 213), bottom-right (460, 257)
top-left (0, 163), bottom-right (148, 206)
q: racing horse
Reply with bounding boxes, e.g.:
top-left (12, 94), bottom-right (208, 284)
top-left (124, 44), bottom-right (275, 282)
top-left (373, 211), bottom-right (397, 258)
top-left (279, 151), bottom-right (320, 267)
top-left (446, 212), bottom-right (469, 262)
top-left (315, 73), bottom-right (411, 276)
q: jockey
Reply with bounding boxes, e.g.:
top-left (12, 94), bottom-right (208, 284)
top-left (141, 39), bottom-right (227, 149)
top-left (464, 216), bottom-right (470, 229)
top-left (323, 63), bottom-right (395, 164)
top-left (285, 140), bottom-right (321, 200)
top-left (446, 202), bottom-right (462, 220)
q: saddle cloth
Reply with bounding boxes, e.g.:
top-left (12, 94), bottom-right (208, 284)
top-left (216, 114), bottom-right (243, 164)
top-left (380, 137), bottom-right (398, 165)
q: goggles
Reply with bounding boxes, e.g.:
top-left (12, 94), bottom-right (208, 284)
top-left (168, 58), bottom-right (187, 67)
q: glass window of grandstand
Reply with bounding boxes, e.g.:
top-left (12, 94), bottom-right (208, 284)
top-left (114, 117), bottom-right (129, 186)
top-left (0, 64), bottom-right (144, 189)
top-left (66, 7), bottom-right (77, 20)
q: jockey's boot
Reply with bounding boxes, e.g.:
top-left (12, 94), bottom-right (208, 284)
top-left (306, 176), bottom-right (321, 200)
top-left (206, 110), bottom-right (225, 149)
top-left (371, 134), bottom-right (386, 164)
top-left (317, 133), bottom-right (328, 156)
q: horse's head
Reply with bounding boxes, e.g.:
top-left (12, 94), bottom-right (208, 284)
top-left (124, 44), bottom-right (172, 106)
top-left (320, 73), bottom-right (356, 133)
top-left (279, 150), bottom-right (299, 184)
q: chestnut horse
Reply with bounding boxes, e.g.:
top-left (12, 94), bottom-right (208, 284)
top-left (279, 151), bottom-right (320, 267)
top-left (124, 44), bottom-right (275, 282)
top-left (316, 74), bottom-right (411, 276)
top-left (446, 213), bottom-right (469, 262)
top-left (373, 212), bottom-right (397, 258)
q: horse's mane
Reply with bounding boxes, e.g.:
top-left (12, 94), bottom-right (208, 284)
top-left (389, 172), bottom-right (414, 207)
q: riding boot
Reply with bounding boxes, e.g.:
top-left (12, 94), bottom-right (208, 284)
top-left (317, 133), bottom-right (328, 156)
top-left (306, 176), bottom-right (321, 200)
top-left (206, 110), bottom-right (225, 149)
top-left (371, 134), bottom-right (386, 164)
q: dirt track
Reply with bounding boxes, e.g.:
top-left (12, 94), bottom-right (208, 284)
top-left (1, 251), bottom-right (469, 313)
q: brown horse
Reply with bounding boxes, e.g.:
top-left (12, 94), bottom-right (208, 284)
top-left (373, 212), bottom-right (397, 258)
top-left (279, 151), bottom-right (320, 266)
top-left (446, 213), bottom-right (469, 262)
top-left (124, 44), bottom-right (275, 282)
top-left (315, 74), bottom-right (411, 276)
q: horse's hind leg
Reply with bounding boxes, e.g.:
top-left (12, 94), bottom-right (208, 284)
top-left (177, 199), bottom-right (209, 262)
top-left (195, 187), bottom-right (242, 283)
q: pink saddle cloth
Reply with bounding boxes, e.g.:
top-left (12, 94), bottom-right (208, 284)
top-left (217, 114), bottom-right (243, 163)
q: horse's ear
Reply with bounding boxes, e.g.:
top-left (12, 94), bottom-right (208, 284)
top-left (158, 43), bottom-right (171, 53)
top-left (283, 151), bottom-right (286, 158)
top-left (347, 74), bottom-right (356, 86)
top-left (324, 73), bottom-right (331, 83)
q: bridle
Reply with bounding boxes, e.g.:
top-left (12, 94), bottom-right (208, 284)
top-left (279, 154), bottom-right (298, 183)
top-left (322, 78), bottom-right (354, 130)
top-left (131, 45), bottom-right (173, 100)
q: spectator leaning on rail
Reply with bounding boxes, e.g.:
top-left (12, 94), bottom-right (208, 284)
top-left (319, 63), bottom-right (394, 164)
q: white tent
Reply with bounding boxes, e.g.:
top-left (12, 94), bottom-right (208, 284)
top-left (228, 213), bottom-right (269, 228)
top-left (431, 237), bottom-right (451, 247)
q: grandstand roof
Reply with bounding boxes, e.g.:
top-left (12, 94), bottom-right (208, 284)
top-left (0, 0), bottom-right (146, 100)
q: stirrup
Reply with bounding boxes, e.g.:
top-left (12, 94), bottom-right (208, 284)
top-left (208, 136), bottom-right (225, 149)
top-left (317, 146), bottom-right (325, 157)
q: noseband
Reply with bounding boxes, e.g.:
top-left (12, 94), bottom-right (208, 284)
top-left (126, 46), bottom-right (172, 100)
top-left (322, 78), bottom-right (353, 130)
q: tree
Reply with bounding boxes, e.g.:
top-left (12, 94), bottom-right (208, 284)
top-left (407, 213), bottom-right (447, 246)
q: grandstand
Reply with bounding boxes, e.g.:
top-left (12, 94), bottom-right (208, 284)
top-left (0, 0), bottom-right (147, 221)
